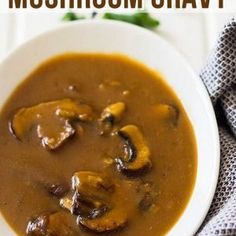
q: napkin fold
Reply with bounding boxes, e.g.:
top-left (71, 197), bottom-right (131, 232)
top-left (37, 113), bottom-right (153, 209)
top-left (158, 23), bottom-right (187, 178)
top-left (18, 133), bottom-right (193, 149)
top-left (198, 19), bottom-right (236, 236)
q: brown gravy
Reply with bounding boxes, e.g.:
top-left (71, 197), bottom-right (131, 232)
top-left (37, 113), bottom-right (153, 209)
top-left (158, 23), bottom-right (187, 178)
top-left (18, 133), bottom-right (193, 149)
top-left (0, 54), bottom-right (197, 236)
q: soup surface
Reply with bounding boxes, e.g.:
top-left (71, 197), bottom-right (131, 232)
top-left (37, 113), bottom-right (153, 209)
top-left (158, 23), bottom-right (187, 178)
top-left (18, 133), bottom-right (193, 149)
top-left (0, 54), bottom-right (197, 236)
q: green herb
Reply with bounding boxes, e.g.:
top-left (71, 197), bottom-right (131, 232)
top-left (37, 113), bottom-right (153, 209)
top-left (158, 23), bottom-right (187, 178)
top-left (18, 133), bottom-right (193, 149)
top-left (62, 11), bottom-right (160, 30)
top-left (103, 12), bottom-right (160, 29)
top-left (62, 11), bottom-right (85, 21)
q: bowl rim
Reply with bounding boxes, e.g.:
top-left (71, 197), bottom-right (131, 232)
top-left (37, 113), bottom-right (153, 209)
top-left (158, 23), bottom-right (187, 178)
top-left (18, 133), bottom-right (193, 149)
top-left (0, 19), bottom-right (220, 236)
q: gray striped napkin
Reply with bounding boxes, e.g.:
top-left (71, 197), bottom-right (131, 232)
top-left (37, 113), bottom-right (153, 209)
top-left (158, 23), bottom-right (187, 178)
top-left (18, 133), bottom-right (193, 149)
top-left (198, 19), bottom-right (236, 236)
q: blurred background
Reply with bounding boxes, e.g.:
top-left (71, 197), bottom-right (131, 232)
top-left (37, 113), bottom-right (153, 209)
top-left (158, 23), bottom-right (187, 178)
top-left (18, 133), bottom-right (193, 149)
top-left (0, 11), bottom-right (235, 72)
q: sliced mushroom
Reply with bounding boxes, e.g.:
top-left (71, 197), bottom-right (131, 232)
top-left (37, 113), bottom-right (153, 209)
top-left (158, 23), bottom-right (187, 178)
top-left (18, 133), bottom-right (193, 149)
top-left (61, 171), bottom-right (127, 233)
top-left (26, 214), bottom-right (48, 236)
top-left (101, 102), bottom-right (126, 123)
top-left (99, 102), bottom-right (125, 135)
top-left (60, 196), bottom-right (108, 219)
top-left (71, 171), bottom-right (114, 217)
top-left (10, 99), bottom-right (93, 150)
top-left (152, 104), bottom-right (179, 126)
top-left (60, 172), bottom-right (114, 218)
top-left (78, 207), bottom-right (127, 233)
top-left (37, 120), bottom-right (75, 150)
top-left (47, 182), bottom-right (70, 198)
top-left (73, 194), bottom-right (109, 219)
top-left (116, 125), bottom-right (152, 176)
top-left (26, 212), bottom-right (74, 236)
top-left (72, 171), bottom-right (115, 197)
top-left (48, 212), bottom-right (75, 235)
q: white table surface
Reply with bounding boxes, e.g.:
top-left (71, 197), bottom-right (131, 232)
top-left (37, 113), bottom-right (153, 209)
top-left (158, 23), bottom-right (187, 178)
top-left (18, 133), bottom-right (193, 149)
top-left (0, 11), bottom-right (236, 72)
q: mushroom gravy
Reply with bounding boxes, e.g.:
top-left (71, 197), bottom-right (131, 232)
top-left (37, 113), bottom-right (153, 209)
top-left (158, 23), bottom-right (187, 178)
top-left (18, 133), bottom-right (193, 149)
top-left (0, 54), bottom-right (197, 236)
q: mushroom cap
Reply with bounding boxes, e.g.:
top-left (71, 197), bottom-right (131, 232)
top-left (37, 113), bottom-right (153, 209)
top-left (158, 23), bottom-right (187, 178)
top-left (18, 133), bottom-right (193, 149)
top-left (10, 99), bottom-right (93, 150)
top-left (99, 102), bottom-right (126, 135)
top-left (116, 125), bottom-right (152, 175)
top-left (78, 207), bottom-right (127, 233)
top-left (101, 102), bottom-right (126, 123)
top-left (61, 171), bottom-right (128, 233)
top-left (72, 171), bottom-right (114, 197)
top-left (152, 104), bottom-right (179, 126)
top-left (26, 212), bottom-right (75, 236)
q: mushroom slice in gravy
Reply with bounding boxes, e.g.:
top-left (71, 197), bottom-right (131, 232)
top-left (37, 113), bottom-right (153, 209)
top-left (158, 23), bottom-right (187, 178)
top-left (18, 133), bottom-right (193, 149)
top-left (10, 99), bottom-right (93, 150)
top-left (72, 194), bottom-right (109, 219)
top-left (152, 104), bottom-right (179, 126)
top-left (26, 214), bottom-right (48, 236)
top-left (37, 120), bottom-right (75, 150)
top-left (60, 196), bottom-right (108, 219)
top-left (60, 171), bottom-right (127, 233)
top-left (26, 212), bottom-right (74, 236)
top-left (71, 171), bottom-right (114, 217)
top-left (78, 207), bottom-right (127, 233)
top-left (47, 182), bottom-right (70, 199)
top-left (72, 171), bottom-right (115, 196)
top-left (99, 102), bottom-right (126, 135)
top-left (116, 125), bottom-right (152, 176)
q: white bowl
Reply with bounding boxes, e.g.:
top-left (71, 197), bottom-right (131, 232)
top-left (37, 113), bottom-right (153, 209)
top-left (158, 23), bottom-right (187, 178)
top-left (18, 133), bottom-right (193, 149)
top-left (0, 20), bottom-right (220, 236)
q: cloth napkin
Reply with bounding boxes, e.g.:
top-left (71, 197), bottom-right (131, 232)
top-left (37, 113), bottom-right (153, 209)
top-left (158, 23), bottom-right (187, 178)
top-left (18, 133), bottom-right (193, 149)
top-left (198, 19), bottom-right (236, 235)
